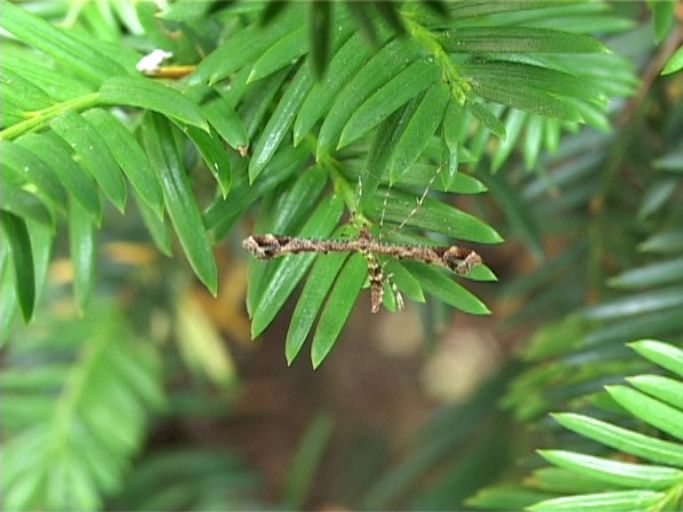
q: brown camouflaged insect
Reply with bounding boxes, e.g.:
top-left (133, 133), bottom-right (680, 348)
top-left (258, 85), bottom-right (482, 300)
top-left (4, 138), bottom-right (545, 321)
top-left (242, 227), bottom-right (482, 313)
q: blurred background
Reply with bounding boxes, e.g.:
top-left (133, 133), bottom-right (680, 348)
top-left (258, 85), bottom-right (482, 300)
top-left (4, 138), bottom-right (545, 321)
top-left (2, 1), bottom-right (682, 511)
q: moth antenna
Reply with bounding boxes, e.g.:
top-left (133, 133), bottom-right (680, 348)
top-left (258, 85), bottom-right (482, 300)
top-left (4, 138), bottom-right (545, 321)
top-left (394, 165), bottom-right (442, 234)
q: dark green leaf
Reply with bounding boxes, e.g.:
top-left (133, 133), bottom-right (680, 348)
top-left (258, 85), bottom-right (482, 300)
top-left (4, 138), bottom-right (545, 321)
top-left (383, 164), bottom-right (486, 194)
top-left (0, 1), bottom-right (126, 84)
top-left (317, 37), bottom-right (424, 154)
top-left (134, 194), bottom-right (172, 257)
top-left (204, 145), bottom-right (309, 239)
top-left (338, 59), bottom-right (440, 149)
top-left (190, 5), bottom-right (305, 85)
top-left (16, 133), bottom-right (102, 222)
top-left (99, 76), bottom-right (209, 130)
top-left (447, 1), bottom-right (554, 19)
top-left (247, 167), bottom-right (329, 316)
top-left (141, 114), bottom-right (217, 295)
top-left (50, 111), bottom-right (127, 212)
top-left (584, 308), bottom-right (683, 347)
top-left (374, 2), bottom-right (404, 34)
top-left (461, 63), bottom-right (598, 121)
top-left (68, 198), bottom-right (95, 313)
top-left (286, 251), bottom-right (349, 365)
top-left (82, 109), bottom-right (164, 218)
top-left (344, 1), bottom-right (379, 45)
top-left (249, 63), bottom-right (315, 182)
top-left (251, 195), bottom-right (344, 337)
top-left (308, 2), bottom-right (331, 78)
top-left (367, 190), bottom-right (503, 243)
top-left (0, 183), bottom-right (53, 228)
top-left (202, 97), bottom-right (249, 151)
top-left (182, 125), bottom-right (232, 198)
top-left (311, 253), bottom-right (367, 368)
top-left (358, 108), bottom-right (414, 211)
top-left (239, 68), bottom-right (290, 139)
top-left (389, 83), bottom-right (450, 182)
top-left (384, 260), bottom-right (425, 303)
top-left (0, 254), bottom-right (18, 343)
top-left (294, 30), bottom-right (389, 145)
top-left (653, 146), bottom-right (683, 173)
top-left (465, 101), bottom-right (506, 138)
top-left (249, 26), bottom-right (308, 82)
top-left (0, 211), bottom-right (34, 321)
top-left (441, 27), bottom-right (606, 54)
top-left (261, 0), bottom-right (289, 25)
top-left (404, 262), bottom-right (489, 315)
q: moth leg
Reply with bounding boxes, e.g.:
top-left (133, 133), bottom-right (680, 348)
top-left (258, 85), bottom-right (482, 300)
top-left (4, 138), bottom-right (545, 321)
top-left (362, 250), bottom-right (384, 314)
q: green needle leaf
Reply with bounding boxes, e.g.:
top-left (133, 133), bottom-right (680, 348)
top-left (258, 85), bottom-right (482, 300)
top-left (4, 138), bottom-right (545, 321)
top-left (629, 339), bottom-right (683, 379)
top-left (317, 37), bottom-right (424, 154)
top-left (606, 385), bottom-right (683, 441)
top-left (308, 1), bottom-right (331, 78)
top-left (1, 141), bottom-right (66, 213)
top-left (0, 211), bottom-right (35, 321)
top-left (182, 125), bottom-right (232, 198)
top-left (99, 76), bottom-right (209, 131)
top-left (607, 256), bottom-right (683, 289)
top-left (202, 97), bottom-right (249, 151)
top-left (367, 190), bottom-right (503, 244)
top-left (68, 198), bottom-right (95, 313)
top-left (338, 58), bottom-right (440, 149)
top-left (17, 133), bottom-right (102, 223)
top-left (251, 195), bottom-right (344, 338)
top-left (0, 183), bottom-right (54, 228)
top-left (528, 490), bottom-right (662, 512)
top-left (50, 111), bottom-right (128, 212)
top-left (626, 375), bottom-right (683, 409)
top-left (82, 109), bottom-right (164, 218)
top-left (249, 26), bottom-right (308, 82)
top-left (311, 253), bottom-right (367, 369)
top-left (249, 63), bottom-right (315, 182)
top-left (537, 450), bottom-right (682, 490)
top-left (0, 1), bottom-right (126, 84)
top-left (404, 262), bottom-right (490, 315)
top-left (389, 82), bottom-right (450, 182)
top-left (294, 30), bottom-right (390, 145)
top-left (552, 412), bottom-right (683, 468)
top-left (286, 251), bottom-right (349, 365)
top-left (441, 27), bottom-right (607, 54)
top-left (141, 113), bottom-right (217, 295)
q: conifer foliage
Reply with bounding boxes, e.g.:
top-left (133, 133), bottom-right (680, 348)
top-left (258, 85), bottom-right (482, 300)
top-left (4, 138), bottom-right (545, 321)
top-left (1, 1), bottom-right (681, 511)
